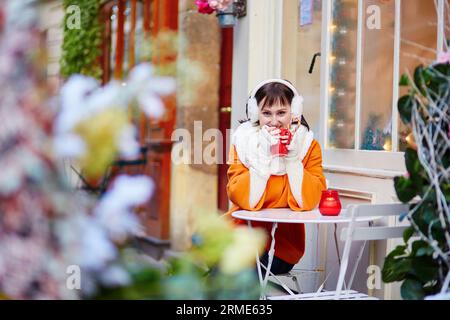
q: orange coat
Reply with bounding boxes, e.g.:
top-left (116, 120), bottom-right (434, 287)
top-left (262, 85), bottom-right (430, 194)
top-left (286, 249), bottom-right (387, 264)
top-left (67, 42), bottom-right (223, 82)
top-left (224, 140), bottom-right (326, 265)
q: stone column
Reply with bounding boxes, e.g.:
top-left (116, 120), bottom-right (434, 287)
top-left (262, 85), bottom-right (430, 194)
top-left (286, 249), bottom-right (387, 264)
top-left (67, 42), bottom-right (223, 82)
top-left (170, 0), bottom-right (221, 251)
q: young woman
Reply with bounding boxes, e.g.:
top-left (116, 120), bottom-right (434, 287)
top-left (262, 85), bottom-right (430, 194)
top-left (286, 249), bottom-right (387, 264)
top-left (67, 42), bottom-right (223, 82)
top-left (224, 79), bottom-right (326, 275)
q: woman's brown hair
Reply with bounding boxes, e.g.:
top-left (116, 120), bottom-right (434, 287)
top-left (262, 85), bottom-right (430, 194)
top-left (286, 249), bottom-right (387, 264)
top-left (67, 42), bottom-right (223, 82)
top-left (240, 81), bottom-right (310, 131)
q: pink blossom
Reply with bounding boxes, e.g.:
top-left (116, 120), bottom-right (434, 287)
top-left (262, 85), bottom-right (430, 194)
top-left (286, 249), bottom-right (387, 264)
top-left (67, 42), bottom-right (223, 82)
top-left (208, 0), bottom-right (234, 11)
top-left (195, 0), bottom-right (215, 14)
top-left (437, 51), bottom-right (450, 64)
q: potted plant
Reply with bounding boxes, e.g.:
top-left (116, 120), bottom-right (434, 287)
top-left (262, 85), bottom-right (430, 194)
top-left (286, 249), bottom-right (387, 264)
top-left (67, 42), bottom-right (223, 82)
top-left (195, 0), bottom-right (246, 28)
top-left (382, 55), bottom-right (450, 299)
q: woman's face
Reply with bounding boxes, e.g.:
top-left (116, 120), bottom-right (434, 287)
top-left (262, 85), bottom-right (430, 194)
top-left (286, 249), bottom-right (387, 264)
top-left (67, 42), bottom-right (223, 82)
top-left (258, 100), bottom-right (292, 129)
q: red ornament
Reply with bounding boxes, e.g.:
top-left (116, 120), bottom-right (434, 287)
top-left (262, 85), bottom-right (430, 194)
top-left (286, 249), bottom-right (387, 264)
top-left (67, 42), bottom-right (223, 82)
top-left (319, 190), bottom-right (342, 216)
top-left (195, 0), bottom-right (215, 14)
top-left (271, 128), bottom-right (292, 157)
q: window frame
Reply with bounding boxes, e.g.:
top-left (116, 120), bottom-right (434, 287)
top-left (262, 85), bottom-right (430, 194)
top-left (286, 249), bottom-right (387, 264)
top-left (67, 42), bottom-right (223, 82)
top-left (319, 0), bottom-right (445, 174)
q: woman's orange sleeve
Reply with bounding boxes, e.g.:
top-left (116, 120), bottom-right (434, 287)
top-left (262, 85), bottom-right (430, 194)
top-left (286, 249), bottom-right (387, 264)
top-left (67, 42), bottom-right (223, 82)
top-left (226, 144), bottom-right (266, 211)
top-left (288, 140), bottom-right (327, 211)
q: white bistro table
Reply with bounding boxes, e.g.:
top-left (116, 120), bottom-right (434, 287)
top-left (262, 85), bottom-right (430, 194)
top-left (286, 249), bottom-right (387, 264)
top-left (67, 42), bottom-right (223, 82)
top-left (232, 208), bottom-right (382, 299)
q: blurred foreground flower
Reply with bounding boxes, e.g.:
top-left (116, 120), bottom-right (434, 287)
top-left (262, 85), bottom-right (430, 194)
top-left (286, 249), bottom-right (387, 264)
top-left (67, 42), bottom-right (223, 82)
top-left (55, 63), bottom-right (175, 179)
top-left (0, 0), bottom-right (159, 299)
top-left (190, 211), bottom-right (266, 274)
top-left (163, 211), bottom-right (266, 299)
top-left (95, 175), bottom-right (154, 242)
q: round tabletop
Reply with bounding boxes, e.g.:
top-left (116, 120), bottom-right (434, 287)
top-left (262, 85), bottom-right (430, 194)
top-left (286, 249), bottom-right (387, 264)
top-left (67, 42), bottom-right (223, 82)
top-left (232, 208), bottom-right (382, 224)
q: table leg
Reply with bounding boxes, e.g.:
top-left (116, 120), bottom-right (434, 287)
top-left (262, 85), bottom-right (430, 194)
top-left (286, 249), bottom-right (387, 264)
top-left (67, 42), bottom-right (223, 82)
top-left (248, 221), bottom-right (264, 286)
top-left (261, 222), bottom-right (278, 298)
top-left (333, 223), bottom-right (347, 291)
top-left (333, 223), bottom-right (341, 265)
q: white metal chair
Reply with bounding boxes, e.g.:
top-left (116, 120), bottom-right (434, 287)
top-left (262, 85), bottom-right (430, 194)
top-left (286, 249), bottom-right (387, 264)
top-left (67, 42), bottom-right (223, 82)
top-left (269, 203), bottom-right (410, 300)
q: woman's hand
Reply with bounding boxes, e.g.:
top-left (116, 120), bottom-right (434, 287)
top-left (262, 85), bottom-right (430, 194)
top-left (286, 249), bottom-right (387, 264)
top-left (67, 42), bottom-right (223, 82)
top-left (263, 125), bottom-right (293, 143)
top-left (260, 125), bottom-right (280, 148)
top-left (286, 126), bottom-right (309, 160)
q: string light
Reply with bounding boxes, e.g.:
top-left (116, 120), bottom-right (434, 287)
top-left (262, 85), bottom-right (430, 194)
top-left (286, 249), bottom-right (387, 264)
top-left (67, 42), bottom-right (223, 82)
top-left (383, 139), bottom-right (392, 151)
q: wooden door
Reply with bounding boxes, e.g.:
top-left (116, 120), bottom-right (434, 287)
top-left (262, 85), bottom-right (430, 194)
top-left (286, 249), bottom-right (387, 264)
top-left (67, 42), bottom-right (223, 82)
top-left (142, 0), bottom-right (178, 240)
top-left (99, 0), bottom-right (178, 240)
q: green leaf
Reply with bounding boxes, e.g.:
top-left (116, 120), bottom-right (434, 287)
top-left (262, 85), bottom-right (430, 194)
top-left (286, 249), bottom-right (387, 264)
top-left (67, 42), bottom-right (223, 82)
top-left (398, 95), bottom-right (414, 125)
top-left (394, 176), bottom-right (417, 203)
top-left (382, 245), bottom-right (410, 283)
top-left (401, 278), bottom-right (425, 300)
top-left (421, 205), bottom-right (438, 225)
top-left (387, 245), bottom-right (407, 258)
top-left (60, 0), bottom-right (103, 80)
top-left (403, 226), bottom-right (415, 243)
top-left (416, 246), bottom-right (435, 257)
top-left (413, 65), bottom-right (426, 95)
top-left (411, 240), bottom-right (433, 257)
top-left (399, 74), bottom-right (410, 86)
top-left (404, 148), bottom-right (424, 191)
top-left (406, 246), bottom-right (439, 283)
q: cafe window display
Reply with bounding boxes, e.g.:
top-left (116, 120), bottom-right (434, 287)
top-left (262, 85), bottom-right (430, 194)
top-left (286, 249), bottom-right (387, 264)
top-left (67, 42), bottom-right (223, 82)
top-left (323, 0), bottom-right (438, 152)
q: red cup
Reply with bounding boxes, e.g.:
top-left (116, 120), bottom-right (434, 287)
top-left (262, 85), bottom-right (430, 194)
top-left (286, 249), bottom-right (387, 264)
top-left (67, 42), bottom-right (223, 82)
top-left (319, 190), bottom-right (342, 216)
top-left (270, 128), bottom-right (292, 157)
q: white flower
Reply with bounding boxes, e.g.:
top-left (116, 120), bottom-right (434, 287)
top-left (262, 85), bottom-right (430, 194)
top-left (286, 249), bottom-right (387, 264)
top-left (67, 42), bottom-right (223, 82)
top-left (126, 63), bottom-right (176, 119)
top-left (128, 63), bottom-right (155, 87)
top-left (57, 75), bottom-right (98, 132)
top-left (117, 125), bottom-right (140, 159)
top-left (104, 175), bottom-right (154, 207)
top-left (74, 217), bottom-right (117, 271)
top-left (148, 76), bottom-right (177, 96)
top-left (85, 80), bottom-right (124, 114)
top-left (137, 90), bottom-right (165, 118)
top-left (53, 133), bottom-right (86, 158)
top-left (94, 175), bottom-right (154, 240)
top-left (99, 265), bottom-right (131, 287)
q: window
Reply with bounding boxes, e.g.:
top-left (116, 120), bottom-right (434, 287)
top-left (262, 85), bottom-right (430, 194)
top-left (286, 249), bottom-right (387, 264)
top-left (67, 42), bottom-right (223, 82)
top-left (320, 0), bottom-right (443, 172)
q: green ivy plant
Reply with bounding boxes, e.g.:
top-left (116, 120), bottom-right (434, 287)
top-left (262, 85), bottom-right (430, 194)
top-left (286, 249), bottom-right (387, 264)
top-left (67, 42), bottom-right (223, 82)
top-left (382, 62), bottom-right (450, 299)
top-left (60, 0), bottom-right (103, 80)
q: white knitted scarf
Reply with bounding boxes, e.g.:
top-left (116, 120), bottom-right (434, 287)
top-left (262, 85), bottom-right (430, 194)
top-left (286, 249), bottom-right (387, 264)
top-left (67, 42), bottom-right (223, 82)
top-left (231, 121), bottom-right (314, 208)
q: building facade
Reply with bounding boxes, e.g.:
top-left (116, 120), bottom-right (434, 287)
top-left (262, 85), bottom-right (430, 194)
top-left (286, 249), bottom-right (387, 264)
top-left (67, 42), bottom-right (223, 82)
top-left (230, 0), bottom-right (442, 299)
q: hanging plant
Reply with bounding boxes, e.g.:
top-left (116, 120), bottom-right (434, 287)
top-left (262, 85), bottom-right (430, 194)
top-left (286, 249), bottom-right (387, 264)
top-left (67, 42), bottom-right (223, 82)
top-left (195, 0), bottom-right (233, 15)
top-left (60, 0), bottom-right (103, 80)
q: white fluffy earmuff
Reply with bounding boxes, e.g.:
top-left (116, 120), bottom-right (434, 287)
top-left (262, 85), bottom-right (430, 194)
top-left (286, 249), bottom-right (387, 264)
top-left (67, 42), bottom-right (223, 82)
top-left (247, 79), bottom-right (303, 124)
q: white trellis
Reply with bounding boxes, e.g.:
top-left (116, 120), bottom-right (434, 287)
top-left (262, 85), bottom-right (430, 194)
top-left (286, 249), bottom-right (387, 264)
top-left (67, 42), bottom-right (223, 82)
top-left (406, 64), bottom-right (450, 295)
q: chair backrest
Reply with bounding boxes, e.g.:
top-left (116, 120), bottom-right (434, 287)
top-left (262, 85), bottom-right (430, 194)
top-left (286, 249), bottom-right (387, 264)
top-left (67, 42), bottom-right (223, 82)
top-left (340, 203), bottom-right (410, 242)
top-left (334, 203), bottom-right (411, 299)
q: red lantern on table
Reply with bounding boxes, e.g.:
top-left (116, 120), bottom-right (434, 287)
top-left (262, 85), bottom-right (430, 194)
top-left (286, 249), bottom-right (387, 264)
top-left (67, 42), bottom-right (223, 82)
top-left (319, 190), bottom-right (342, 216)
